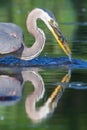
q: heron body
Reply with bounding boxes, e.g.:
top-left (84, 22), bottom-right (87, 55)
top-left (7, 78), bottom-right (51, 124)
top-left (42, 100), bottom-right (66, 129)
top-left (0, 23), bottom-right (24, 55)
top-left (0, 8), bottom-right (71, 60)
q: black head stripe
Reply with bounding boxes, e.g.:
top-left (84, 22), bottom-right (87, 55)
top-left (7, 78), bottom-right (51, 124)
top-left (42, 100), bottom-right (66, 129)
top-left (42, 8), bottom-right (56, 20)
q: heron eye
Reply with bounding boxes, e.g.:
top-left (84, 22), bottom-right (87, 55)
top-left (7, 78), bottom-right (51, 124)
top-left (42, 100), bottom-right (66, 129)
top-left (50, 19), bottom-right (54, 25)
top-left (49, 19), bottom-right (58, 29)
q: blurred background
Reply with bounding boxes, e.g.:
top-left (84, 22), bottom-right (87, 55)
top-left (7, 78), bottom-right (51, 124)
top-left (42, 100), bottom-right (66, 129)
top-left (0, 0), bottom-right (87, 59)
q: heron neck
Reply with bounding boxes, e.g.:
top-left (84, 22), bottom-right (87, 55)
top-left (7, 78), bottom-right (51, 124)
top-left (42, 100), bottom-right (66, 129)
top-left (21, 9), bottom-right (46, 60)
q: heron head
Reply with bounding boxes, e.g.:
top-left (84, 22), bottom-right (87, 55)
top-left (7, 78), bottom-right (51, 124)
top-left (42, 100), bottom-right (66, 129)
top-left (41, 9), bottom-right (71, 61)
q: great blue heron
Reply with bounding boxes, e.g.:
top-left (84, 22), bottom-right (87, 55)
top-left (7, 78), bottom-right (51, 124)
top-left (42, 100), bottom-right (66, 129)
top-left (0, 8), bottom-right (71, 60)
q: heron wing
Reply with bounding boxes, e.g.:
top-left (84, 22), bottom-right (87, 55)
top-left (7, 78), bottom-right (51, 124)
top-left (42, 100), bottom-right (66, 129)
top-left (0, 23), bottom-right (24, 54)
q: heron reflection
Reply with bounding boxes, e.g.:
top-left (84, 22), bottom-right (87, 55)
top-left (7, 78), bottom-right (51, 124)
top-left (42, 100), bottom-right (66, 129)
top-left (0, 8), bottom-right (71, 61)
top-left (0, 67), bottom-right (71, 122)
top-left (0, 68), bottom-right (87, 122)
top-left (25, 69), bottom-right (71, 122)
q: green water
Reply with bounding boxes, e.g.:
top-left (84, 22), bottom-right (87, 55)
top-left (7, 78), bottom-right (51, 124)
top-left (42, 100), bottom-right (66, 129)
top-left (0, 67), bottom-right (87, 130)
top-left (0, 0), bottom-right (87, 130)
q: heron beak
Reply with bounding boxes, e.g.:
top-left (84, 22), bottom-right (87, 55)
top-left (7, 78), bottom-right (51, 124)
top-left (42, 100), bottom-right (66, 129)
top-left (49, 20), bottom-right (72, 61)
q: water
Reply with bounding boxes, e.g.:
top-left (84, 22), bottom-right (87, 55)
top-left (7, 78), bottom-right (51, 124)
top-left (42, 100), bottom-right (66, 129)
top-left (0, 67), bottom-right (87, 130)
top-left (0, 0), bottom-right (87, 130)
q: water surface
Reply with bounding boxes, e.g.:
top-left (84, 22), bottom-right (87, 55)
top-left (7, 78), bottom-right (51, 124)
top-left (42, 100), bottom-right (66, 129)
top-left (0, 67), bottom-right (87, 130)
